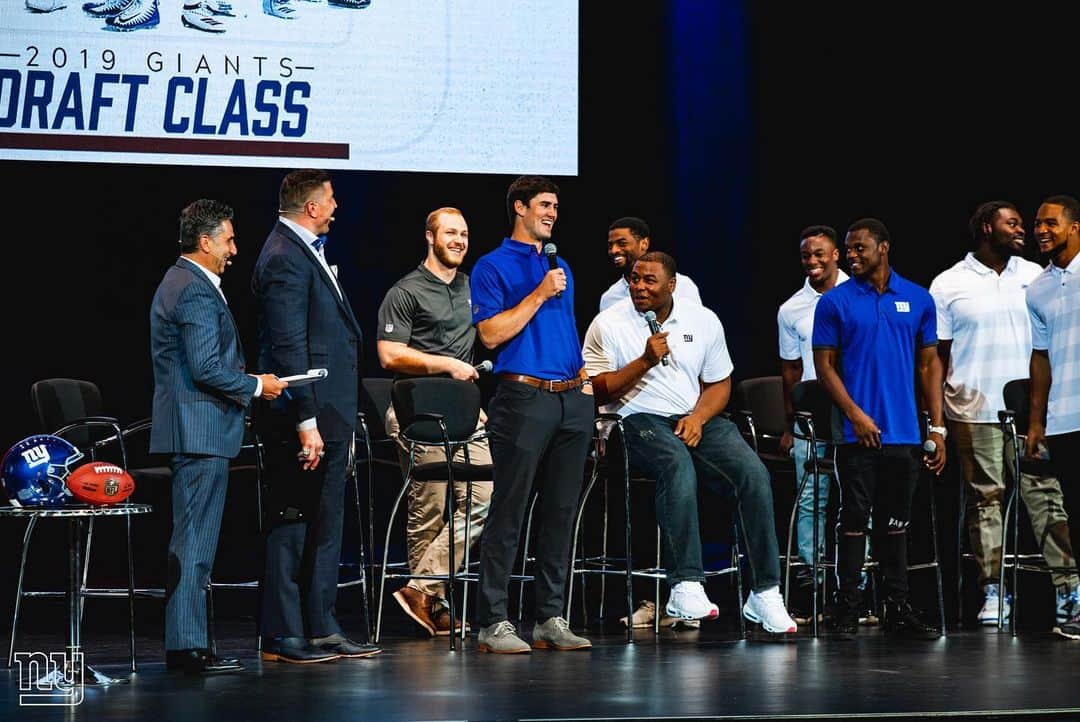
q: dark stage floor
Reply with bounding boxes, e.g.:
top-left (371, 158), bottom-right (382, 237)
top-left (4, 614), bottom-right (1080, 721)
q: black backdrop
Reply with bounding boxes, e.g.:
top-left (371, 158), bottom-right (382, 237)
top-left (1, 2), bottom-right (1077, 624)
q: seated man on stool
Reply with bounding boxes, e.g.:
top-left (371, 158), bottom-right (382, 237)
top-left (377, 207), bottom-right (493, 637)
top-left (581, 251), bottom-right (797, 634)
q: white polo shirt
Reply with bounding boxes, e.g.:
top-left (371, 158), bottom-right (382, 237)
top-left (598, 273), bottom-right (702, 312)
top-left (582, 298), bottom-right (734, 418)
top-left (777, 271), bottom-right (849, 381)
top-left (929, 253), bottom-right (1044, 424)
top-left (1026, 251), bottom-right (1080, 436)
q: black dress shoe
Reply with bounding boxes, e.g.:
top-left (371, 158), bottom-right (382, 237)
top-left (310, 634), bottom-right (381, 659)
top-left (166, 649), bottom-right (244, 675)
top-left (261, 636), bottom-right (342, 664)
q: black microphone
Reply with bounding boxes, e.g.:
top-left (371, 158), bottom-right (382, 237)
top-left (474, 360), bottom-right (493, 374)
top-left (643, 310), bottom-right (669, 366)
top-left (543, 243), bottom-right (562, 298)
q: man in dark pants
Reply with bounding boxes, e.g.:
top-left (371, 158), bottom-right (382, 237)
top-left (150, 199), bottom-right (286, 675)
top-left (1026, 194), bottom-right (1080, 640)
top-left (812, 217), bottom-right (946, 640)
top-left (471, 175), bottom-right (595, 653)
top-left (253, 170), bottom-right (380, 663)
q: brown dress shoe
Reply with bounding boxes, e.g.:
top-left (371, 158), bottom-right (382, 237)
top-left (431, 606), bottom-right (470, 636)
top-left (393, 586), bottom-right (439, 636)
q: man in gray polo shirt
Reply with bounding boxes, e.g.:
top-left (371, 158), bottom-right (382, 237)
top-left (377, 207), bottom-right (493, 637)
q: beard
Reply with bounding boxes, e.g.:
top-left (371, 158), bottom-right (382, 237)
top-left (433, 244), bottom-right (464, 268)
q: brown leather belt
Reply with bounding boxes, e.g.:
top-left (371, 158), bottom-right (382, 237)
top-left (498, 373), bottom-right (584, 393)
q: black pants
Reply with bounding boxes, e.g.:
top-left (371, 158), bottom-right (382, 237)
top-left (476, 381), bottom-right (594, 626)
top-left (260, 432), bottom-right (350, 640)
top-left (835, 444), bottom-right (920, 607)
top-left (1048, 431), bottom-right (1080, 569)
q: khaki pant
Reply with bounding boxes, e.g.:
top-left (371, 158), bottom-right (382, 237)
top-left (385, 405), bottom-right (493, 598)
top-left (951, 421), bottom-right (1078, 590)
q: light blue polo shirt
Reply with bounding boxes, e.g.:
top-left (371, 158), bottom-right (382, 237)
top-left (812, 269), bottom-right (937, 445)
top-left (470, 238), bottom-right (584, 380)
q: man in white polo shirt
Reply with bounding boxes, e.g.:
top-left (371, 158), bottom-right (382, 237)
top-left (931, 199), bottom-right (1078, 632)
top-left (582, 251), bottom-right (796, 634)
top-left (1026, 194), bottom-right (1080, 640)
top-left (777, 224), bottom-right (849, 618)
top-left (599, 217), bottom-right (702, 312)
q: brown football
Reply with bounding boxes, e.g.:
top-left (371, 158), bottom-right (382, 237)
top-left (66, 462), bottom-right (135, 505)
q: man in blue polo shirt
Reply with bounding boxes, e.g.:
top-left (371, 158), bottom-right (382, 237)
top-left (812, 217), bottom-right (946, 640)
top-left (470, 175), bottom-right (595, 654)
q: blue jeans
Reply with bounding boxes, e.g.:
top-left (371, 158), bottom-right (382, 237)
top-left (621, 413), bottom-right (780, 592)
top-left (791, 426), bottom-right (830, 568)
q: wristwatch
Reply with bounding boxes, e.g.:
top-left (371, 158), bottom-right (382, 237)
top-left (928, 424), bottom-right (947, 439)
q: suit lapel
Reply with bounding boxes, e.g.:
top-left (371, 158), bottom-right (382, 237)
top-left (274, 222), bottom-right (363, 337)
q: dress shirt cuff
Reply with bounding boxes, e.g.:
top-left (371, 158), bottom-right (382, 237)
top-left (252, 376), bottom-right (262, 399)
top-left (297, 417), bottom-right (318, 431)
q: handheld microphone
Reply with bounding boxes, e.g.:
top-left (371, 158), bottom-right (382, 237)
top-left (923, 439), bottom-right (937, 455)
top-left (542, 243), bottom-right (562, 297)
top-left (474, 360), bottom-right (493, 373)
top-left (643, 310), bottom-right (669, 366)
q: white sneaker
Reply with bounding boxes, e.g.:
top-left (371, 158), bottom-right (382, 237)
top-left (26, 0), bottom-right (66, 12)
top-left (742, 586), bottom-right (797, 633)
top-left (977, 583), bottom-right (1011, 626)
top-left (1054, 587), bottom-right (1078, 632)
top-left (181, 2), bottom-right (227, 31)
top-left (665, 581), bottom-right (719, 621)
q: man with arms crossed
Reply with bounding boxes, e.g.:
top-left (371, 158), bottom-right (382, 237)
top-left (377, 207), bottom-right (493, 637)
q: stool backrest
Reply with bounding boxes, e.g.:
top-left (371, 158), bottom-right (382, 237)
top-left (791, 379), bottom-right (842, 445)
top-left (360, 377), bottom-right (394, 440)
top-left (391, 377), bottom-right (481, 444)
top-left (733, 376), bottom-right (787, 438)
top-left (30, 378), bottom-right (103, 449)
top-left (1002, 378), bottom-right (1032, 434)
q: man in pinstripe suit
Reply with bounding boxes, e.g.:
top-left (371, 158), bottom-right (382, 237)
top-left (151, 199), bottom-right (287, 675)
top-left (253, 170), bottom-right (381, 663)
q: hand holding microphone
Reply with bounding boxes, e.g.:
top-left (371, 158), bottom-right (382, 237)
top-left (541, 243), bottom-right (566, 299)
top-left (642, 310), bottom-right (670, 367)
top-left (922, 432), bottom-right (946, 475)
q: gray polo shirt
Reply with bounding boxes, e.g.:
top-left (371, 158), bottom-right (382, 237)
top-left (377, 264), bottom-right (476, 366)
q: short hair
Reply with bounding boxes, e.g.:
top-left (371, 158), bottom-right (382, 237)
top-left (425, 207), bottom-right (464, 236)
top-left (179, 199), bottom-right (233, 253)
top-left (968, 200), bottom-right (1017, 246)
top-left (799, 224), bottom-right (837, 245)
top-left (506, 175), bottom-right (560, 224)
top-left (846, 217), bottom-right (890, 245)
top-left (1041, 194), bottom-right (1080, 224)
top-left (279, 169), bottom-right (332, 214)
top-left (608, 216), bottom-right (651, 241)
top-left (637, 250), bottom-right (677, 280)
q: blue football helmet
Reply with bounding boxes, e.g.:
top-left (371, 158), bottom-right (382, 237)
top-left (1, 434), bottom-right (83, 507)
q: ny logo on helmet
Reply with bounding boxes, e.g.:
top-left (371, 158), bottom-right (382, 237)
top-left (20, 446), bottom-right (49, 469)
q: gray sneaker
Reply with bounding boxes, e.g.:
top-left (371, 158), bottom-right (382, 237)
top-left (531, 616), bottom-right (592, 650)
top-left (476, 620), bottom-right (531, 654)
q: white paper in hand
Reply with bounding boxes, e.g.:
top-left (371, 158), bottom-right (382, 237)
top-left (280, 368), bottom-right (329, 387)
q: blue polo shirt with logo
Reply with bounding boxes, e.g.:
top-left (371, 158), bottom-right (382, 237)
top-left (470, 238), bottom-right (584, 379)
top-left (812, 269), bottom-right (937, 445)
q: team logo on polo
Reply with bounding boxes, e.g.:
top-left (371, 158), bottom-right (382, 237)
top-left (683, 334), bottom-right (693, 343)
top-left (894, 301), bottom-right (910, 313)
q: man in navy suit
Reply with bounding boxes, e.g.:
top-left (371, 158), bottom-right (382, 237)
top-left (150, 199), bottom-right (287, 675)
top-left (253, 170), bottom-right (381, 663)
